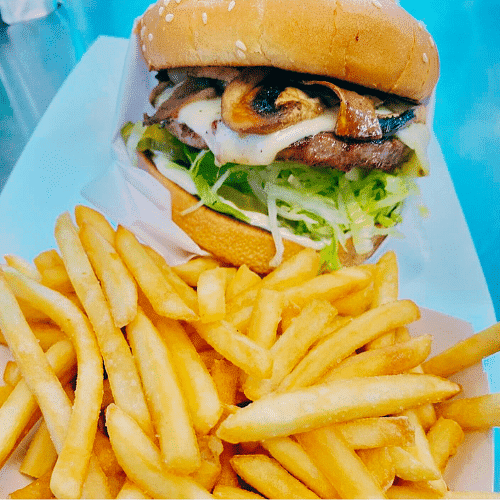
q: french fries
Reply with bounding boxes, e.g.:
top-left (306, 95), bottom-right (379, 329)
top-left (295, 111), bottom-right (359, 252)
top-left (0, 206), bottom-right (498, 498)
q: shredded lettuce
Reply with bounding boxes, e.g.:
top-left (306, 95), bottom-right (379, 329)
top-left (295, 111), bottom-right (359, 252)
top-left (122, 120), bottom-right (420, 271)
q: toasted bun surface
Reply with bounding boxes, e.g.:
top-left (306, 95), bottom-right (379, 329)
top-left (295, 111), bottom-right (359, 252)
top-left (137, 0), bottom-right (438, 102)
top-left (138, 152), bottom-right (385, 274)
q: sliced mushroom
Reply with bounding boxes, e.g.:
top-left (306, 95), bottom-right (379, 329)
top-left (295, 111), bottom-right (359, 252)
top-left (302, 80), bottom-right (383, 140)
top-left (221, 68), bottom-right (325, 135)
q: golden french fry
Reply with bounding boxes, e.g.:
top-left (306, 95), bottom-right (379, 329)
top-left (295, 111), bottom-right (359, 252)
top-left (322, 334), bottom-right (432, 383)
top-left (423, 321), bottom-right (500, 377)
top-left (1, 267), bottom-right (108, 498)
top-left (172, 256), bottom-right (222, 287)
top-left (213, 484), bottom-right (264, 499)
top-left (244, 299), bottom-right (337, 400)
top-left (230, 454), bottom-right (319, 499)
top-left (225, 264), bottom-right (261, 302)
top-left (55, 212), bottom-right (153, 437)
top-left (297, 425), bottom-right (385, 499)
top-left (335, 416), bottom-right (415, 449)
top-left (116, 479), bottom-right (152, 499)
top-left (225, 304), bottom-right (254, 334)
top-left (2, 361), bottom-right (16, 386)
top-left (3, 255), bottom-right (42, 282)
top-left (19, 420), bottom-right (57, 479)
top-left (332, 282), bottom-right (375, 316)
top-left (261, 436), bottom-right (339, 499)
top-left (372, 250), bottom-right (399, 306)
top-left (209, 358), bottom-right (242, 407)
top-left (388, 446), bottom-right (441, 482)
top-left (217, 374), bottom-right (460, 443)
top-left (105, 404), bottom-right (211, 499)
top-left (192, 320), bottom-right (273, 378)
top-left (115, 225), bottom-right (197, 320)
top-left (435, 393), bottom-right (500, 430)
top-left (198, 267), bottom-right (228, 322)
top-left (282, 266), bottom-right (372, 308)
top-left (79, 221), bottom-right (138, 328)
top-left (279, 299), bottom-right (421, 390)
top-left (357, 447), bottom-right (395, 491)
top-left (8, 468), bottom-right (54, 499)
top-left (386, 483), bottom-right (443, 499)
top-left (0, 384), bottom-right (13, 406)
top-left (33, 249), bottom-right (63, 271)
top-left (144, 245), bottom-right (199, 313)
top-left (190, 434), bottom-right (223, 491)
top-left (426, 417), bottom-right (464, 472)
top-left (127, 309), bottom-right (201, 473)
top-left (156, 318), bottom-right (223, 434)
top-left (246, 288), bottom-right (283, 349)
top-left (29, 322), bottom-right (67, 351)
top-left (74, 204), bottom-right (116, 244)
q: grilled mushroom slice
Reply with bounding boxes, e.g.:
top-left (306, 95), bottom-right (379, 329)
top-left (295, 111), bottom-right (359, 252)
top-left (221, 68), bottom-right (325, 135)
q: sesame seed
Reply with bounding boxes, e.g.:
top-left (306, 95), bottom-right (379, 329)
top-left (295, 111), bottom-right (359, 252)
top-left (202, 12), bottom-right (208, 24)
top-left (418, 21), bottom-right (425, 30)
top-left (372, 0), bottom-right (382, 8)
top-left (165, 13), bottom-right (174, 22)
top-left (228, 0), bottom-right (236, 11)
top-left (142, 44), bottom-right (146, 52)
top-left (163, 0), bottom-right (170, 5)
top-left (159, 6), bottom-right (164, 15)
top-left (148, 33), bottom-right (153, 41)
top-left (237, 49), bottom-right (246, 59)
top-left (140, 25), bottom-right (146, 37)
top-left (175, 0), bottom-right (181, 3)
top-left (235, 39), bottom-right (247, 51)
top-left (422, 52), bottom-right (429, 63)
top-left (429, 37), bottom-right (435, 48)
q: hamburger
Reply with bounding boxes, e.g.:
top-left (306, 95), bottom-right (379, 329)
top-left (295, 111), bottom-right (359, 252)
top-left (122, 0), bottom-right (439, 274)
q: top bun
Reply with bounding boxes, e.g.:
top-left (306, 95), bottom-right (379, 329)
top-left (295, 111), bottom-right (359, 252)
top-left (137, 0), bottom-right (439, 102)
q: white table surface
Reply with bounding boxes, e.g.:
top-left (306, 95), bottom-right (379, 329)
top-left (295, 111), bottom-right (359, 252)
top-left (0, 34), bottom-right (498, 491)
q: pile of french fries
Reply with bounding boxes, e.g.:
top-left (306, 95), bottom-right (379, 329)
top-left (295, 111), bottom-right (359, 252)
top-left (0, 205), bottom-right (500, 499)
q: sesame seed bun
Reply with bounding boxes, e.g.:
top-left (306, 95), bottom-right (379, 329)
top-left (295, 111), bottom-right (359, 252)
top-left (137, 0), bottom-right (439, 102)
top-left (138, 151), bottom-right (385, 274)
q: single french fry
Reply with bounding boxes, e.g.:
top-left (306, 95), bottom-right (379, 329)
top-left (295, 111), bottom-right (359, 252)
top-left (435, 393), bottom-right (500, 430)
top-left (225, 264), bottom-right (262, 302)
top-left (29, 322), bottom-right (68, 351)
top-left (74, 204), bottom-right (116, 244)
top-left (331, 282), bottom-right (375, 316)
top-left (3, 255), bottom-right (42, 282)
top-left (144, 245), bottom-right (199, 314)
top-left (213, 484), bottom-right (264, 499)
top-left (322, 335), bottom-right (432, 383)
top-left (190, 434), bottom-right (223, 491)
top-left (105, 404), bottom-right (211, 499)
top-left (1, 267), bottom-right (108, 499)
top-left (0, 384), bottom-right (13, 406)
top-left (127, 309), bottom-right (201, 473)
top-left (282, 266), bottom-right (372, 308)
top-left (156, 318), bottom-right (223, 434)
top-left (244, 299), bottom-right (337, 400)
top-left (279, 300), bottom-right (421, 390)
top-left (386, 483), bottom-right (443, 498)
top-left (297, 425), bottom-right (385, 499)
top-left (357, 447), bottom-right (395, 491)
top-left (217, 374), bottom-right (460, 444)
top-left (372, 251), bottom-right (398, 307)
top-left (261, 436), bottom-right (339, 499)
top-left (423, 321), bottom-right (500, 377)
top-left (388, 446), bottom-right (441, 481)
top-left (8, 468), bottom-right (54, 499)
top-left (115, 225), bottom-right (197, 320)
top-left (79, 221), bottom-right (138, 328)
top-left (246, 288), bottom-right (284, 349)
top-left (335, 416), bottom-right (415, 449)
top-left (192, 320), bottom-right (273, 378)
top-left (33, 249), bottom-right (63, 271)
top-left (55, 212), bottom-right (153, 438)
top-left (426, 417), bottom-right (464, 472)
top-left (116, 479), bottom-right (152, 499)
top-left (230, 454), bottom-right (319, 499)
top-left (198, 267), bottom-right (228, 322)
top-left (19, 420), bottom-right (57, 478)
top-left (209, 358), bottom-right (242, 407)
top-left (172, 256), bottom-right (222, 287)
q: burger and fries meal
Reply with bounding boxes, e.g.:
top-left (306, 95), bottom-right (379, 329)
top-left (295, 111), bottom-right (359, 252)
top-left (0, 205), bottom-right (499, 499)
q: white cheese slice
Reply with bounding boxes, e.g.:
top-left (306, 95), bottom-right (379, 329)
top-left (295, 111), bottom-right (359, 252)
top-left (177, 97), bottom-right (338, 166)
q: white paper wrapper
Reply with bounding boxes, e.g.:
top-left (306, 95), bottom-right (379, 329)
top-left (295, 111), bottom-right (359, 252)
top-left (82, 28), bottom-right (430, 272)
top-left (0, 0), bottom-right (55, 24)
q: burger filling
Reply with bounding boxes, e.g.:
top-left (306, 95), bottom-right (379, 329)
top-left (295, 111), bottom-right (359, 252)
top-left (122, 66), bottom-right (430, 269)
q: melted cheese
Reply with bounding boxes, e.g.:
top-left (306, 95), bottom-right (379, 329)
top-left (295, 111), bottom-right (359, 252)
top-left (177, 97), bottom-right (338, 166)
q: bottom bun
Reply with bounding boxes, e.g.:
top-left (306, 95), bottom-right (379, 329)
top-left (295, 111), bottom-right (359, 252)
top-left (139, 152), bottom-right (385, 274)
